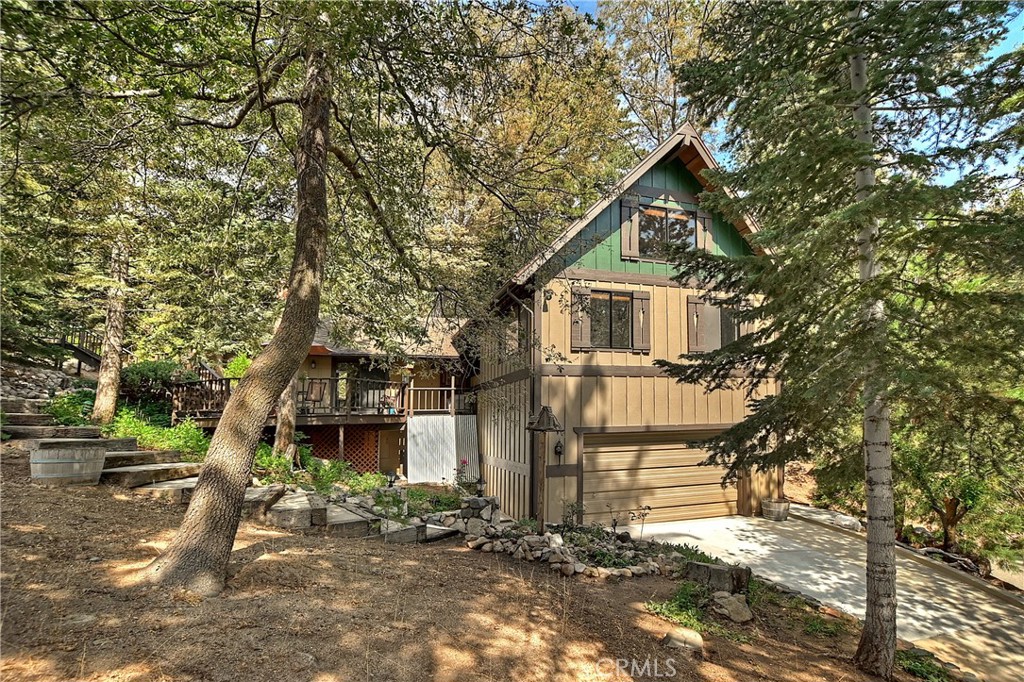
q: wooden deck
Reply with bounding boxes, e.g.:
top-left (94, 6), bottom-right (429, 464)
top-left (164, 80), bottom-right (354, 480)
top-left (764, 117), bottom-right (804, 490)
top-left (173, 376), bottom-right (474, 427)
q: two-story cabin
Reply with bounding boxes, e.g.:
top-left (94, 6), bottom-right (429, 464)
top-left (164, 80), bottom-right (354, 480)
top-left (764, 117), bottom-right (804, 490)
top-left (475, 124), bottom-right (780, 525)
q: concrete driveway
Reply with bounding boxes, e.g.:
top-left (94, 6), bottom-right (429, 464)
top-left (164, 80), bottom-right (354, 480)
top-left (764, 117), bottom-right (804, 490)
top-left (626, 511), bottom-right (1024, 682)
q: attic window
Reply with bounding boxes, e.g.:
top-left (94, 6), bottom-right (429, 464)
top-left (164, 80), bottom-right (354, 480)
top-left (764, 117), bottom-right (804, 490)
top-left (621, 190), bottom-right (710, 261)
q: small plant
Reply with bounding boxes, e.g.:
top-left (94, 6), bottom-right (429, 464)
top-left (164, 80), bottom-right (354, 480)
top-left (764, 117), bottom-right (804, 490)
top-left (606, 504), bottom-right (620, 533)
top-left (802, 614), bottom-right (845, 638)
top-left (346, 471), bottom-right (389, 495)
top-left (407, 486), bottom-right (462, 516)
top-left (646, 582), bottom-right (710, 631)
top-left (451, 458), bottom-right (474, 493)
top-left (629, 505), bottom-right (652, 540)
top-left (562, 500), bottom-right (586, 529)
top-left (45, 389), bottom-right (96, 426)
top-left (896, 650), bottom-right (954, 682)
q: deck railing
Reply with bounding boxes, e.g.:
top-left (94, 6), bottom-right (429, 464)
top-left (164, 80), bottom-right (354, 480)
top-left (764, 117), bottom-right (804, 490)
top-left (407, 384), bottom-right (475, 415)
top-left (171, 376), bottom-right (410, 422)
top-left (172, 375), bottom-right (476, 423)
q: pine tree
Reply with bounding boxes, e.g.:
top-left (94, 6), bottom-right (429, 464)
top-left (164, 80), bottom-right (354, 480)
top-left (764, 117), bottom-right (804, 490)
top-left (663, 2), bottom-right (1023, 677)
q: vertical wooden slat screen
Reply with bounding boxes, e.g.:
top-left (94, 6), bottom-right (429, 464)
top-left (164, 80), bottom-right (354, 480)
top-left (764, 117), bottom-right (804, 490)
top-left (631, 291), bottom-right (651, 351)
top-left (686, 296), bottom-right (706, 353)
top-left (570, 287), bottom-right (591, 351)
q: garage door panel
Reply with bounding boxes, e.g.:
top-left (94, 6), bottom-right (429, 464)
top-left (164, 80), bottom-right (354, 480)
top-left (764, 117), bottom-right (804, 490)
top-left (583, 466), bottom-right (729, 493)
top-left (582, 432), bottom-right (735, 522)
top-left (584, 448), bottom-right (713, 472)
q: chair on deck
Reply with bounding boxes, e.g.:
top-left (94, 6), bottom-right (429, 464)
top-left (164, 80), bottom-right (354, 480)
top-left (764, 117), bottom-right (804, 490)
top-left (298, 379), bottom-right (330, 414)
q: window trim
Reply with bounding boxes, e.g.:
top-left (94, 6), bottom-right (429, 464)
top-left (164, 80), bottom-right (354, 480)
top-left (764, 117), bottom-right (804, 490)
top-left (571, 288), bottom-right (651, 354)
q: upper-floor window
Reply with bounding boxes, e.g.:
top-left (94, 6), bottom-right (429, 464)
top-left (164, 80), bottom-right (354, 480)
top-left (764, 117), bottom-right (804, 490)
top-left (571, 287), bottom-right (650, 353)
top-left (687, 296), bottom-right (747, 353)
top-left (620, 188), bottom-right (711, 261)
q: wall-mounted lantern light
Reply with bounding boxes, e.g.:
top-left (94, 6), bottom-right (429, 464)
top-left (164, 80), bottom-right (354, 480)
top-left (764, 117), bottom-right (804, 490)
top-left (554, 440), bottom-right (564, 461)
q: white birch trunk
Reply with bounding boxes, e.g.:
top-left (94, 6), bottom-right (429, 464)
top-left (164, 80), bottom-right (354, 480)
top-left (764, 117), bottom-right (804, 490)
top-left (849, 5), bottom-right (897, 678)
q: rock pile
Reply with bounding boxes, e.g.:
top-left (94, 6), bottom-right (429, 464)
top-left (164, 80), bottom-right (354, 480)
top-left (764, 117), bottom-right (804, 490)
top-left (1, 364), bottom-right (74, 399)
top-left (464, 528), bottom-right (667, 579)
top-left (436, 495), bottom-right (504, 536)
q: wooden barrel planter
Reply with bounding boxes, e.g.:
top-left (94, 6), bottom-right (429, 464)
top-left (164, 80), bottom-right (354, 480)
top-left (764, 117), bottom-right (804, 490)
top-left (30, 441), bottom-right (107, 486)
top-left (761, 498), bottom-right (790, 522)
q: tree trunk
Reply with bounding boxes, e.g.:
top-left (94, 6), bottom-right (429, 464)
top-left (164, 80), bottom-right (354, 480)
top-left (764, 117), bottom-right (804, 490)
top-left (143, 47), bottom-right (331, 596)
top-left (849, 7), bottom-right (897, 678)
top-left (91, 239), bottom-right (129, 424)
top-left (273, 373), bottom-right (298, 456)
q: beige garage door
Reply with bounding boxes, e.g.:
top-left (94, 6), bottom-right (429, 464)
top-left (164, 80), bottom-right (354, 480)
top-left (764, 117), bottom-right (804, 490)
top-left (582, 432), bottom-right (737, 524)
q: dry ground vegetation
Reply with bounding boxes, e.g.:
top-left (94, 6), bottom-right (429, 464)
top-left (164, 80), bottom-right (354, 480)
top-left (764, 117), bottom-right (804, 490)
top-left (2, 444), bottom-right (924, 682)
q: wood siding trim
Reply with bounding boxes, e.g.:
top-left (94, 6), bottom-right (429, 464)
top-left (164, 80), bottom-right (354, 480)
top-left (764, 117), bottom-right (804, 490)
top-left (476, 367), bottom-right (531, 391)
top-left (572, 423), bottom-right (735, 435)
top-left (546, 464), bottom-right (577, 478)
top-left (540, 364), bottom-right (666, 377)
top-left (561, 267), bottom-right (697, 289)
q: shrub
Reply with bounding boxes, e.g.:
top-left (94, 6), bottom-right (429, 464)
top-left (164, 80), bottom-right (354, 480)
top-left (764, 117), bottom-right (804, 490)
top-left (45, 389), bottom-right (96, 426)
top-left (347, 471), bottom-right (388, 495)
top-left (407, 486), bottom-right (463, 515)
top-left (300, 450), bottom-right (354, 494)
top-left (253, 443), bottom-right (296, 484)
top-left (103, 408), bottom-right (210, 460)
top-left (223, 354), bottom-right (252, 379)
top-left (120, 360), bottom-right (197, 404)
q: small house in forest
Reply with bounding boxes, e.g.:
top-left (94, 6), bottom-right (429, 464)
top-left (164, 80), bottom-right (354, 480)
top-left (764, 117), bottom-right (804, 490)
top-left (471, 124), bottom-right (781, 525)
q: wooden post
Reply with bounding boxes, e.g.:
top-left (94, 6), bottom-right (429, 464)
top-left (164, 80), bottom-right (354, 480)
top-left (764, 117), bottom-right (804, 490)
top-left (408, 378), bottom-right (415, 417)
top-left (449, 376), bottom-right (456, 417)
top-left (535, 432), bottom-right (547, 531)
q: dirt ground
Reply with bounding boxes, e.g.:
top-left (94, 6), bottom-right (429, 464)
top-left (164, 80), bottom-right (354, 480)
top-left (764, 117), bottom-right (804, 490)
top-left (1, 443), bottom-right (921, 682)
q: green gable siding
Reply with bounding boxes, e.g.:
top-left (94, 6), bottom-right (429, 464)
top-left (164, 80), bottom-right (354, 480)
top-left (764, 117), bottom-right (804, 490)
top-left (554, 157), bottom-right (751, 277)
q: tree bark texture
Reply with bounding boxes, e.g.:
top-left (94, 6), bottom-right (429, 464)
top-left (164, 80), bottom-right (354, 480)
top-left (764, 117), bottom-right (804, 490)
top-left (91, 239), bottom-right (129, 425)
top-left (144, 48), bottom-right (331, 595)
top-left (273, 373), bottom-right (298, 457)
top-left (849, 7), bottom-right (897, 678)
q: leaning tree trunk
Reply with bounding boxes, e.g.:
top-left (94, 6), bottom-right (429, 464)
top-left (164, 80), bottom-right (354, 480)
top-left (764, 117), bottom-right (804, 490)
top-left (273, 373), bottom-right (298, 458)
top-left (144, 48), bottom-right (331, 596)
top-left (849, 7), bottom-right (897, 678)
top-left (91, 239), bottom-right (129, 424)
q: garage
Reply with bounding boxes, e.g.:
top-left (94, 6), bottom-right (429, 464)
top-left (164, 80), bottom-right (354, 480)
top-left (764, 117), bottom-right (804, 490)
top-left (581, 431), bottom-right (738, 524)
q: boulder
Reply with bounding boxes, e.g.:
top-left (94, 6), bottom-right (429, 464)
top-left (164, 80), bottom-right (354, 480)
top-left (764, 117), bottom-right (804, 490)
top-left (832, 514), bottom-right (863, 532)
top-left (466, 518), bottom-right (487, 536)
top-left (661, 627), bottom-right (704, 659)
top-left (681, 561), bottom-right (751, 594)
top-left (711, 591), bottom-right (753, 623)
top-left (560, 563), bottom-right (575, 577)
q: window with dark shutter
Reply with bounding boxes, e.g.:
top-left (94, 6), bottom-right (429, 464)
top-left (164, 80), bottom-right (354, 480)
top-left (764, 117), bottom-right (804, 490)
top-left (687, 296), bottom-right (707, 353)
top-left (571, 288), bottom-right (650, 353)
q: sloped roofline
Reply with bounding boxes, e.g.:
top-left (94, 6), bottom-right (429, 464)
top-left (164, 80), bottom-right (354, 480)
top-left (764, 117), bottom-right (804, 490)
top-left (510, 122), bottom-right (758, 288)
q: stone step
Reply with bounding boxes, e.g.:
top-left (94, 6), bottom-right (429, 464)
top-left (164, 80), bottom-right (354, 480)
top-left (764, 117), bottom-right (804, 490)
top-left (100, 462), bottom-right (202, 488)
top-left (104, 450), bottom-right (184, 468)
top-left (134, 477), bottom-right (198, 504)
top-left (2, 412), bottom-right (56, 426)
top-left (1, 398), bottom-right (49, 415)
top-left (3, 424), bottom-right (101, 439)
top-left (322, 504), bottom-right (372, 538)
top-left (424, 524), bottom-right (461, 542)
top-left (21, 437), bottom-right (139, 452)
top-left (265, 491), bottom-right (327, 529)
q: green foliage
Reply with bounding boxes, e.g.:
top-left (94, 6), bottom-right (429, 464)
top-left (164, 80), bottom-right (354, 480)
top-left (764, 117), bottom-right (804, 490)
top-left (407, 487), bottom-right (463, 516)
top-left (646, 582), bottom-right (709, 631)
top-left (103, 408), bottom-right (210, 460)
top-left (222, 355), bottom-right (252, 379)
top-left (121, 360), bottom-right (193, 401)
top-left (896, 651), bottom-right (954, 682)
top-left (45, 390), bottom-right (96, 426)
top-left (346, 472), bottom-right (389, 496)
top-left (300, 450), bottom-right (354, 495)
top-left (803, 615), bottom-right (845, 638)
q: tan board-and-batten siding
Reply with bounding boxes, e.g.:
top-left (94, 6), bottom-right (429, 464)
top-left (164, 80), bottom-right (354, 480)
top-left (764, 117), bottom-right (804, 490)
top-left (538, 275), bottom-right (779, 521)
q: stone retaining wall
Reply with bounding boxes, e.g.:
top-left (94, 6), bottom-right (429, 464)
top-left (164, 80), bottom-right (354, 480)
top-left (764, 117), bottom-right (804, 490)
top-left (1, 364), bottom-right (75, 399)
